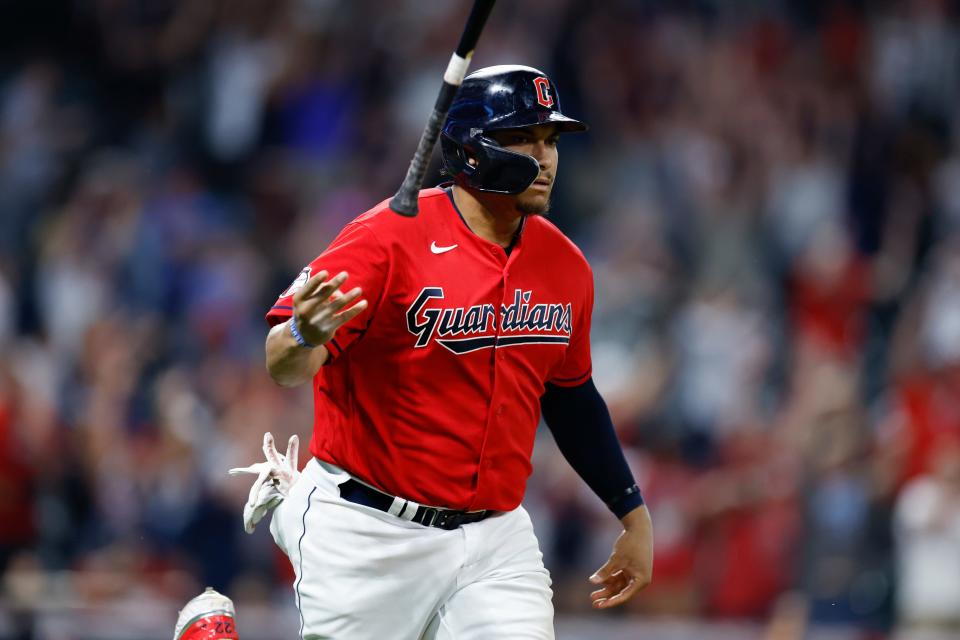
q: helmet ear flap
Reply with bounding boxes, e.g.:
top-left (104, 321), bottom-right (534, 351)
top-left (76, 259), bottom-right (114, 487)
top-left (440, 129), bottom-right (540, 195)
top-left (473, 142), bottom-right (540, 194)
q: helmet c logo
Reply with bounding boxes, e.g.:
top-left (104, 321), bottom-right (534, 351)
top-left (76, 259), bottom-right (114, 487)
top-left (533, 77), bottom-right (554, 108)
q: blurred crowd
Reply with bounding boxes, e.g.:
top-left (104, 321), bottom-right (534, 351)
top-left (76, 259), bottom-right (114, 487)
top-left (3, 0), bottom-right (960, 638)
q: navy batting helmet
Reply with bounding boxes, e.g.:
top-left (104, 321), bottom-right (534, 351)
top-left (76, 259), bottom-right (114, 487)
top-left (440, 65), bottom-right (587, 195)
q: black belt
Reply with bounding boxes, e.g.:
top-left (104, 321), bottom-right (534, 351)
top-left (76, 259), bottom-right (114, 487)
top-left (338, 478), bottom-right (492, 530)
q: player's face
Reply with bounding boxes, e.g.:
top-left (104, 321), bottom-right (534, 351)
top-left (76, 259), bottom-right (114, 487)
top-left (488, 124), bottom-right (560, 215)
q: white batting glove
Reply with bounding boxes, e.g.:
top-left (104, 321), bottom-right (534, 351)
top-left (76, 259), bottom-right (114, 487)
top-left (228, 432), bottom-right (301, 534)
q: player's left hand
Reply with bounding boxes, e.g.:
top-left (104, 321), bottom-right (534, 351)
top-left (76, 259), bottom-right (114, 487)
top-left (228, 432), bottom-right (301, 534)
top-left (589, 505), bottom-right (654, 608)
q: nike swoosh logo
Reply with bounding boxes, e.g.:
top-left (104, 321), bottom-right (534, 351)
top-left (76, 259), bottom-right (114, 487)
top-left (431, 241), bottom-right (458, 254)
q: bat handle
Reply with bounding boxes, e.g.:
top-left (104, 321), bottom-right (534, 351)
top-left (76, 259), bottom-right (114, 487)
top-left (390, 0), bottom-right (496, 217)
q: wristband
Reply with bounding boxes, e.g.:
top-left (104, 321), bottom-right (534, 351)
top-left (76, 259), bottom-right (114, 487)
top-left (288, 316), bottom-right (316, 349)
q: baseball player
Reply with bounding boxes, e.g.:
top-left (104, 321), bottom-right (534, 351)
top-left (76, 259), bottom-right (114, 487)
top-left (233, 65), bottom-right (653, 639)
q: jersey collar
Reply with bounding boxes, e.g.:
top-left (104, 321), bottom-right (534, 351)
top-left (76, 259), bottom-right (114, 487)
top-left (442, 185), bottom-right (526, 255)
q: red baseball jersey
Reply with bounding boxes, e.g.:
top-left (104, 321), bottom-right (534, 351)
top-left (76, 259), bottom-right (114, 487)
top-left (267, 187), bottom-right (593, 511)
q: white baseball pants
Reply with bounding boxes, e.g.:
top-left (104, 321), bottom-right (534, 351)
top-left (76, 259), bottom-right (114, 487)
top-left (270, 458), bottom-right (554, 640)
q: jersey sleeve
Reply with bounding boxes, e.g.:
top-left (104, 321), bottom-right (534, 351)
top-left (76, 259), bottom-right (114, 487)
top-left (548, 267), bottom-right (594, 387)
top-left (266, 221), bottom-right (388, 361)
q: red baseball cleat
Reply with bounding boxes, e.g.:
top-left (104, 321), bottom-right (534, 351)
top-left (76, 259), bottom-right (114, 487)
top-left (173, 587), bottom-right (239, 640)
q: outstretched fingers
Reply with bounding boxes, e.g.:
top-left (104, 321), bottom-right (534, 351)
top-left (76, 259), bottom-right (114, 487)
top-left (295, 273), bottom-right (364, 319)
top-left (300, 271), bottom-right (349, 302)
top-left (328, 287), bottom-right (363, 313)
top-left (335, 296), bottom-right (368, 321)
top-left (293, 270), bottom-right (329, 303)
top-left (284, 434), bottom-right (299, 470)
top-left (288, 268), bottom-right (370, 350)
top-left (263, 432), bottom-right (284, 468)
top-left (228, 462), bottom-right (268, 476)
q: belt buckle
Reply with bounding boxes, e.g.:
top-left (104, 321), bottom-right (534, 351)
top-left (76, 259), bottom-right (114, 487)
top-left (421, 507), bottom-right (439, 527)
top-left (434, 511), bottom-right (457, 530)
top-left (422, 508), bottom-right (462, 530)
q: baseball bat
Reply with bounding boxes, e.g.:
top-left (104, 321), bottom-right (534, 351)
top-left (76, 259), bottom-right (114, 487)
top-left (389, 0), bottom-right (497, 217)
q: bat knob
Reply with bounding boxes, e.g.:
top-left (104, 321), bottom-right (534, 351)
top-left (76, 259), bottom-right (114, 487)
top-left (390, 193), bottom-right (420, 217)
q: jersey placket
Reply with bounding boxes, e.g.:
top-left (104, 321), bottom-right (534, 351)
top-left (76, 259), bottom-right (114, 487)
top-left (470, 241), bottom-right (519, 510)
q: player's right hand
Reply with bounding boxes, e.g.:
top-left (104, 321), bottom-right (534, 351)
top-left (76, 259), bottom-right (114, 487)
top-left (292, 270), bottom-right (368, 347)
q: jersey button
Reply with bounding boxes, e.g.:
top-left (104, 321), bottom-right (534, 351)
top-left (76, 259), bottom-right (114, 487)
top-left (496, 405), bottom-right (504, 416)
